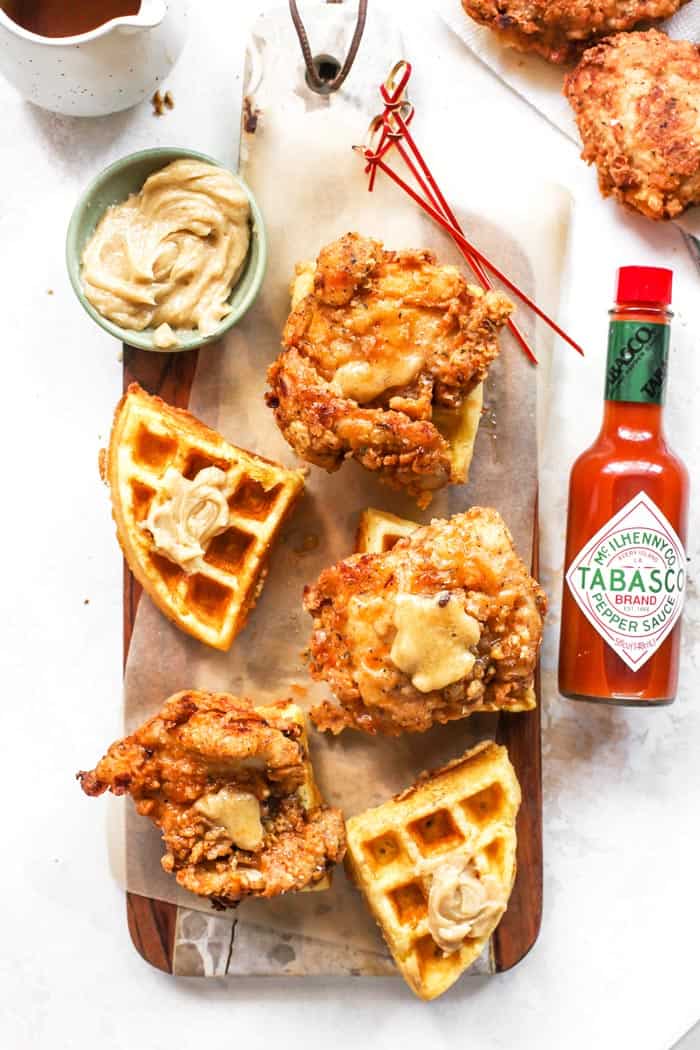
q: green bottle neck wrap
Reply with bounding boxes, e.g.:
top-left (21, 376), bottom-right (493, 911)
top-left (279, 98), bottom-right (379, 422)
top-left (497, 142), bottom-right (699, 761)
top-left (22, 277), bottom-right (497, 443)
top-left (604, 320), bottom-right (670, 405)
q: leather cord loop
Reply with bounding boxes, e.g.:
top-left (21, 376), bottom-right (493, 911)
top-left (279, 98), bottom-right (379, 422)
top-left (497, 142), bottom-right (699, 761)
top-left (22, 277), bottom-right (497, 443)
top-left (289, 0), bottom-right (368, 94)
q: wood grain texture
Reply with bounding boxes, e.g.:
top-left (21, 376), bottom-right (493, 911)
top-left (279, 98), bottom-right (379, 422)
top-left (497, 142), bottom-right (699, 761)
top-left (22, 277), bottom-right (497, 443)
top-left (120, 346), bottom-right (543, 976)
top-left (122, 345), bottom-right (199, 975)
top-left (493, 507), bottom-right (543, 972)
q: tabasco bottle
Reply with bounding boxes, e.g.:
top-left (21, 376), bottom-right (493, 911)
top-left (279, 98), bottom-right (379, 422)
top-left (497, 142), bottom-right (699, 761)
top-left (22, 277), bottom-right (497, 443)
top-left (558, 266), bottom-right (689, 705)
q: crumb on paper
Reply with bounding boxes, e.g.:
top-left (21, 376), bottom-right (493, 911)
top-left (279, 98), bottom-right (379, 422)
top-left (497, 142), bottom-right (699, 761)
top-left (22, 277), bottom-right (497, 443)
top-left (243, 95), bottom-right (260, 133)
top-left (98, 448), bottom-right (107, 482)
top-left (47, 289), bottom-right (54, 295)
top-left (293, 533), bottom-right (319, 555)
top-left (164, 90), bottom-right (174, 110)
top-left (84, 598), bottom-right (90, 605)
top-left (152, 90), bottom-right (165, 116)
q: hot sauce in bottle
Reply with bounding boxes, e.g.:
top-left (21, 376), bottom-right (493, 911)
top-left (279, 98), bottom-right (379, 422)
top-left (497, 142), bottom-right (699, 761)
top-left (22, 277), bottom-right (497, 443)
top-left (558, 266), bottom-right (689, 705)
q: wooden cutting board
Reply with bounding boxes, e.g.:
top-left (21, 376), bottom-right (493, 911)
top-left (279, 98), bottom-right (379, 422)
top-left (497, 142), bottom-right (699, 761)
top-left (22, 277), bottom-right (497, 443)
top-left (121, 346), bottom-right (543, 977)
top-left (120, 1), bottom-right (550, 978)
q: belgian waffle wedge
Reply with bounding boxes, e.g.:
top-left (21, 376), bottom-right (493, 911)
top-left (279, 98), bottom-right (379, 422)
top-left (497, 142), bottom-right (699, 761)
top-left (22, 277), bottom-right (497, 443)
top-left (104, 384), bottom-right (305, 650)
top-left (345, 742), bottom-right (520, 1000)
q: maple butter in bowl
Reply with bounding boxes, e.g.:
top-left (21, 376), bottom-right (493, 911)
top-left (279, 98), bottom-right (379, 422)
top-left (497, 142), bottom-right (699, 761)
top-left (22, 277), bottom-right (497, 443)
top-left (66, 147), bottom-right (266, 351)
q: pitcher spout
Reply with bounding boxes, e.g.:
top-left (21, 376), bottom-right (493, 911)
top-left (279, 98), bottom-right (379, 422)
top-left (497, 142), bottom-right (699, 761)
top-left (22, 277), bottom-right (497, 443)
top-left (118, 0), bottom-right (167, 31)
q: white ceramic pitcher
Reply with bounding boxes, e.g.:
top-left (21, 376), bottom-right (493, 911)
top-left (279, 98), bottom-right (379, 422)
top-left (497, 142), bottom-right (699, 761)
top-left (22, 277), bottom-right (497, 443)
top-left (0, 0), bottom-right (187, 116)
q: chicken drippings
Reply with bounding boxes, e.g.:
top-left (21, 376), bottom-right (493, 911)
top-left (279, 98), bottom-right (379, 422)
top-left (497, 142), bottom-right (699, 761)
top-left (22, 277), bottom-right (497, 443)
top-left (195, 788), bottom-right (264, 852)
top-left (390, 592), bottom-right (481, 692)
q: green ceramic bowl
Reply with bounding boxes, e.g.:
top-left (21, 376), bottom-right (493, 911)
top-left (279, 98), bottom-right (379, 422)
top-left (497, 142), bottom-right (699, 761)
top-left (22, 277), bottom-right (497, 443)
top-left (66, 147), bottom-right (266, 352)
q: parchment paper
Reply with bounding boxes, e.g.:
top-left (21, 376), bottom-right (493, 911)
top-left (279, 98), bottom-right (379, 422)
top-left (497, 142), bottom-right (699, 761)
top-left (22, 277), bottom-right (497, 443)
top-left (117, 3), bottom-right (571, 964)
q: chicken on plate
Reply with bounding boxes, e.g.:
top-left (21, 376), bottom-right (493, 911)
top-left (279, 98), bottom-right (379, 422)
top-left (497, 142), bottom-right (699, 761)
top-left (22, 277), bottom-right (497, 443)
top-left (461, 0), bottom-right (689, 64)
top-left (266, 233), bottom-right (513, 508)
top-left (304, 508), bottom-right (547, 735)
top-left (565, 29), bottom-right (700, 219)
top-left (78, 691), bottom-right (346, 907)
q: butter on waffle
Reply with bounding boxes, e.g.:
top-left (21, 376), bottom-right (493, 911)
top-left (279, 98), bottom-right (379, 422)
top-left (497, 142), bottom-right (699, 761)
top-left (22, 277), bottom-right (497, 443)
top-left (345, 742), bottom-right (520, 1000)
top-left (104, 384), bottom-right (305, 650)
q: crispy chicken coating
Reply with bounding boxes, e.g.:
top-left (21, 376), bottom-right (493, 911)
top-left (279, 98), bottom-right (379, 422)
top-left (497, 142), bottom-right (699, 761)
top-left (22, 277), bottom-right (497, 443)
top-left (77, 691), bottom-right (346, 906)
top-left (461, 0), bottom-right (688, 64)
top-left (266, 234), bottom-right (512, 508)
top-left (304, 509), bottom-right (547, 735)
top-left (565, 30), bottom-right (700, 219)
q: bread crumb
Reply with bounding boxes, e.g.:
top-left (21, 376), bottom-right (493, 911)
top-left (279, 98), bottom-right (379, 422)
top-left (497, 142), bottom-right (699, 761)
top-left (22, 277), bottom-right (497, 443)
top-left (243, 95), bottom-right (260, 133)
top-left (152, 89), bottom-right (174, 116)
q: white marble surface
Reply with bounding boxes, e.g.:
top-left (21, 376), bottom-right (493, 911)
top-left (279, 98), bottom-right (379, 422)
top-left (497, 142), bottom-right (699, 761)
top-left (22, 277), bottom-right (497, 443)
top-left (1, 3), bottom-right (698, 1048)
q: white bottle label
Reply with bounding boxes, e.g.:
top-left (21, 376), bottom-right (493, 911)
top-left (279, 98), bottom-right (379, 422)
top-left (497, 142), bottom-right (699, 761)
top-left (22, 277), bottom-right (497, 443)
top-left (565, 492), bottom-right (686, 671)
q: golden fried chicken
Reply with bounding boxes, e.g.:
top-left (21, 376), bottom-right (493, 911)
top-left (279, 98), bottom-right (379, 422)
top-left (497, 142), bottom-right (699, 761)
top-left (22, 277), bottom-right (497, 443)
top-left (565, 30), bottom-right (700, 219)
top-left (304, 508), bottom-right (546, 735)
top-left (266, 234), bottom-right (513, 508)
top-left (461, 0), bottom-right (688, 64)
top-left (77, 691), bottom-right (346, 907)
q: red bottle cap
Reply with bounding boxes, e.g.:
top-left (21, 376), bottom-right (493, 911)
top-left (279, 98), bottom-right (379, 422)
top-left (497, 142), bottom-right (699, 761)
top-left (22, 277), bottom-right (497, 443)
top-left (616, 266), bottom-right (673, 307)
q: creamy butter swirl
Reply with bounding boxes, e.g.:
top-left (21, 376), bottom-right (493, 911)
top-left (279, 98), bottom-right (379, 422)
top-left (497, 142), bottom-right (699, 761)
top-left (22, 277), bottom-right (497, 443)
top-left (428, 859), bottom-right (506, 954)
top-left (143, 466), bottom-right (231, 571)
top-left (195, 788), bottom-right (264, 852)
top-left (334, 353), bottom-right (424, 404)
top-left (81, 158), bottom-right (251, 341)
top-left (390, 592), bottom-right (481, 693)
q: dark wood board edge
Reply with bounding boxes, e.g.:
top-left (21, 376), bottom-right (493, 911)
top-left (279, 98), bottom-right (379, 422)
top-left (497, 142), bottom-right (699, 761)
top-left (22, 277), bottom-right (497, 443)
top-left (123, 346), bottom-right (199, 975)
top-left (493, 499), bottom-right (543, 972)
top-left (121, 348), bottom-right (544, 977)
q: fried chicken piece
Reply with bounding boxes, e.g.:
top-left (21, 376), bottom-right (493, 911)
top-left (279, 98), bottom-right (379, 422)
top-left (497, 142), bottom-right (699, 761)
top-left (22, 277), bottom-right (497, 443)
top-left (266, 234), bottom-right (512, 508)
top-left (564, 30), bottom-right (700, 219)
top-left (461, 0), bottom-right (688, 64)
top-left (304, 509), bottom-right (547, 735)
top-left (77, 691), bottom-right (346, 906)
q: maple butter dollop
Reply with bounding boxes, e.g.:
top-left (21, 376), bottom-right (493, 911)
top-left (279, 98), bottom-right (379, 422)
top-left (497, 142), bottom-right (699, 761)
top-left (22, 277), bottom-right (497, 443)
top-left (81, 158), bottom-right (250, 341)
top-left (142, 466), bottom-right (230, 572)
top-left (428, 860), bottom-right (506, 954)
top-left (334, 353), bottom-right (424, 404)
top-left (390, 592), bottom-right (481, 692)
top-left (195, 788), bottom-right (264, 852)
